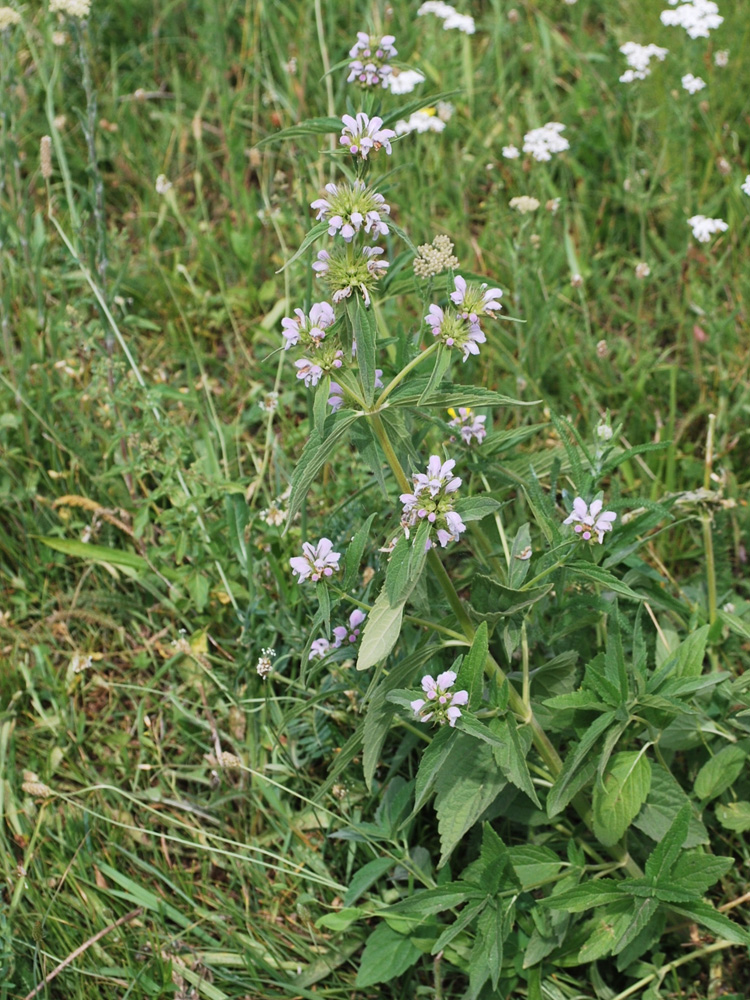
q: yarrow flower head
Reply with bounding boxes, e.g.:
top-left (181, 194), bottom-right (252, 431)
top-left (448, 407), bottom-right (487, 445)
top-left (394, 107), bottom-right (449, 136)
top-left (0, 6), bottom-right (21, 29)
top-left (522, 122), bottom-right (569, 162)
top-left (333, 609), bottom-right (367, 647)
top-left (681, 72), bottom-right (706, 93)
top-left (413, 234), bottom-right (459, 278)
top-left (347, 32), bottom-right (397, 88)
top-left (417, 2), bottom-right (475, 34)
top-left (400, 455), bottom-right (466, 548)
top-left (509, 195), bottom-right (540, 214)
top-left (502, 144), bottom-right (520, 159)
top-left (563, 497), bottom-right (616, 544)
top-left (619, 42), bottom-right (668, 82)
top-left (340, 113), bottom-right (396, 160)
top-left (687, 215), bottom-right (728, 242)
top-left (290, 538), bottom-right (341, 584)
top-left (741, 175), bottom-right (750, 197)
top-left (49, 0), bottom-right (90, 16)
top-left (313, 245), bottom-right (388, 306)
top-left (311, 180), bottom-right (390, 242)
top-left (256, 647), bottom-right (276, 679)
top-left (387, 69), bottom-right (426, 95)
top-left (660, 0), bottom-right (723, 39)
top-left (410, 670), bottom-right (469, 726)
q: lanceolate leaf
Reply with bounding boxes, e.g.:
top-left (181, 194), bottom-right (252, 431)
top-left (357, 587), bottom-right (406, 671)
top-left (547, 711), bottom-right (616, 817)
top-left (355, 922), bottom-right (422, 987)
top-left (350, 297), bottom-right (378, 406)
top-left (287, 412), bottom-right (361, 524)
top-left (694, 743), bottom-right (748, 802)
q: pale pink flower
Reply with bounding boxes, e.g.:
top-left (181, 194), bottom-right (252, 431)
top-left (290, 538), bottom-right (342, 584)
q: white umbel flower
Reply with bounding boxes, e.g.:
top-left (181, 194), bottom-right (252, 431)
top-left (49, 0), bottom-right (91, 17)
top-left (681, 73), bottom-right (706, 94)
top-left (522, 122), bottom-right (569, 162)
top-left (687, 215), bottom-right (728, 242)
top-left (618, 42), bottom-right (668, 83)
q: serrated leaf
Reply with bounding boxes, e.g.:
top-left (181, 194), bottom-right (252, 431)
top-left (541, 880), bottom-right (622, 912)
top-left (413, 725), bottom-right (454, 813)
top-left (355, 922), bottom-right (422, 987)
top-left (593, 752), bottom-right (652, 847)
top-left (543, 691), bottom-right (610, 712)
top-left (349, 297), bottom-right (378, 406)
top-left (454, 497), bottom-right (501, 522)
top-left (647, 625), bottom-right (710, 690)
top-left (669, 901), bottom-right (750, 946)
top-left (434, 739), bottom-right (507, 866)
top-left (277, 219), bottom-right (330, 272)
top-left (666, 852), bottom-right (734, 898)
top-left (509, 523), bottom-right (532, 589)
top-left (357, 587), bottom-right (405, 671)
top-left (493, 717), bottom-right (541, 807)
top-left (577, 900), bottom-right (633, 963)
top-left (462, 823), bottom-right (512, 894)
top-left (315, 907), bottom-right (366, 930)
top-left (633, 763), bottom-right (708, 848)
top-left (715, 801), bottom-right (750, 833)
top-left (459, 621), bottom-right (487, 708)
top-left (224, 494), bottom-right (249, 575)
top-left (418, 346), bottom-right (452, 403)
top-left (547, 711), bottom-right (616, 817)
top-left (644, 803), bottom-right (692, 883)
top-left (507, 845), bottom-right (562, 890)
top-left (694, 743), bottom-right (748, 802)
top-left (474, 904), bottom-right (504, 992)
top-left (287, 413), bottom-right (361, 524)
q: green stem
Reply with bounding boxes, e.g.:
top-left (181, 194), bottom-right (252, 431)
top-left (375, 341), bottom-right (439, 409)
top-left (610, 941), bottom-right (736, 1000)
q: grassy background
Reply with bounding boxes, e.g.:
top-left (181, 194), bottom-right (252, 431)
top-left (1, 0), bottom-right (749, 996)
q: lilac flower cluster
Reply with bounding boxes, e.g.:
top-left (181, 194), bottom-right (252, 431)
top-left (339, 113), bottom-right (396, 161)
top-left (448, 407), bottom-right (487, 445)
top-left (311, 180), bottom-right (390, 242)
top-left (411, 670), bottom-right (468, 727)
top-left (425, 275), bottom-right (503, 362)
top-left (563, 498), bottom-right (616, 544)
top-left (309, 609), bottom-right (367, 661)
top-left (290, 538), bottom-right (341, 583)
top-left (281, 301), bottom-right (344, 388)
top-left (347, 32), bottom-right (397, 89)
top-left (400, 455), bottom-right (466, 548)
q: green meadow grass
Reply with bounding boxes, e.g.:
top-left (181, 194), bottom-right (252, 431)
top-left (1, 0), bottom-right (749, 996)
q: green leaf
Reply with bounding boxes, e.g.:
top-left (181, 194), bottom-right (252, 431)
top-left (344, 513), bottom-right (377, 590)
top-left (667, 852), bottom-right (734, 898)
top-left (648, 625), bottom-right (710, 690)
top-left (668, 901), bottom-right (750, 946)
top-left (507, 845), bottom-right (562, 890)
top-left (36, 536), bottom-right (148, 573)
top-left (389, 380), bottom-right (534, 410)
top-left (224, 494), bottom-right (249, 576)
top-left (543, 691), bottom-right (610, 712)
top-left (362, 685), bottom-right (396, 792)
top-left (418, 346), bottom-right (452, 404)
top-left (459, 621), bottom-right (488, 708)
top-left (344, 858), bottom-right (396, 907)
top-left (474, 904), bottom-right (504, 992)
top-left (508, 523), bottom-right (532, 589)
top-left (355, 922), bottom-right (422, 987)
top-left (694, 743), bottom-right (748, 802)
top-left (315, 907), bottom-right (366, 931)
top-left (593, 751), bottom-right (652, 847)
top-left (349, 297), bottom-right (378, 406)
top-left (316, 581), bottom-right (331, 633)
top-left (542, 880), bottom-right (622, 913)
top-left (547, 711), bottom-right (616, 817)
top-left (715, 801), bottom-right (750, 833)
top-left (434, 738), bottom-right (507, 866)
top-left (493, 717), bottom-right (541, 807)
top-left (612, 897), bottom-right (659, 956)
top-left (413, 725), bottom-right (454, 813)
top-left (357, 587), bottom-right (406, 671)
top-left (462, 823), bottom-right (512, 894)
top-left (633, 764), bottom-right (708, 848)
top-left (277, 219), bottom-right (330, 272)
top-left (644, 803), bottom-right (692, 883)
top-left (287, 413), bottom-right (361, 525)
top-left (386, 881), bottom-right (484, 918)
top-left (568, 562), bottom-right (644, 601)
top-left (577, 900), bottom-right (633, 962)
top-left (254, 116), bottom-right (344, 147)
top-left (454, 497), bottom-right (501, 522)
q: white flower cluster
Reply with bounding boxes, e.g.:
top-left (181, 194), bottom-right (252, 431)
top-left (660, 0), bottom-right (723, 39)
top-left (0, 6), bottom-right (21, 29)
top-left (522, 122), bottom-right (569, 162)
top-left (687, 215), bottom-right (728, 242)
top-left (387, 69), bottom-right (426, 95)
top-left (417, 1), bottom-right (475, 34)
top-left (413, 234), bottom-right (460, 278)
top-left (741, 175), bottom-right (750, 197)
top-left (49, 0), bottom-right (91, 17)
top-left (619, 42), bottom-right (668, 83)
top-left (509, 195), bottom-right (540, 214)
top-left (681, 72), bottom-right (705, 93)
top-left (394, 103), bottom-right (453, 136)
